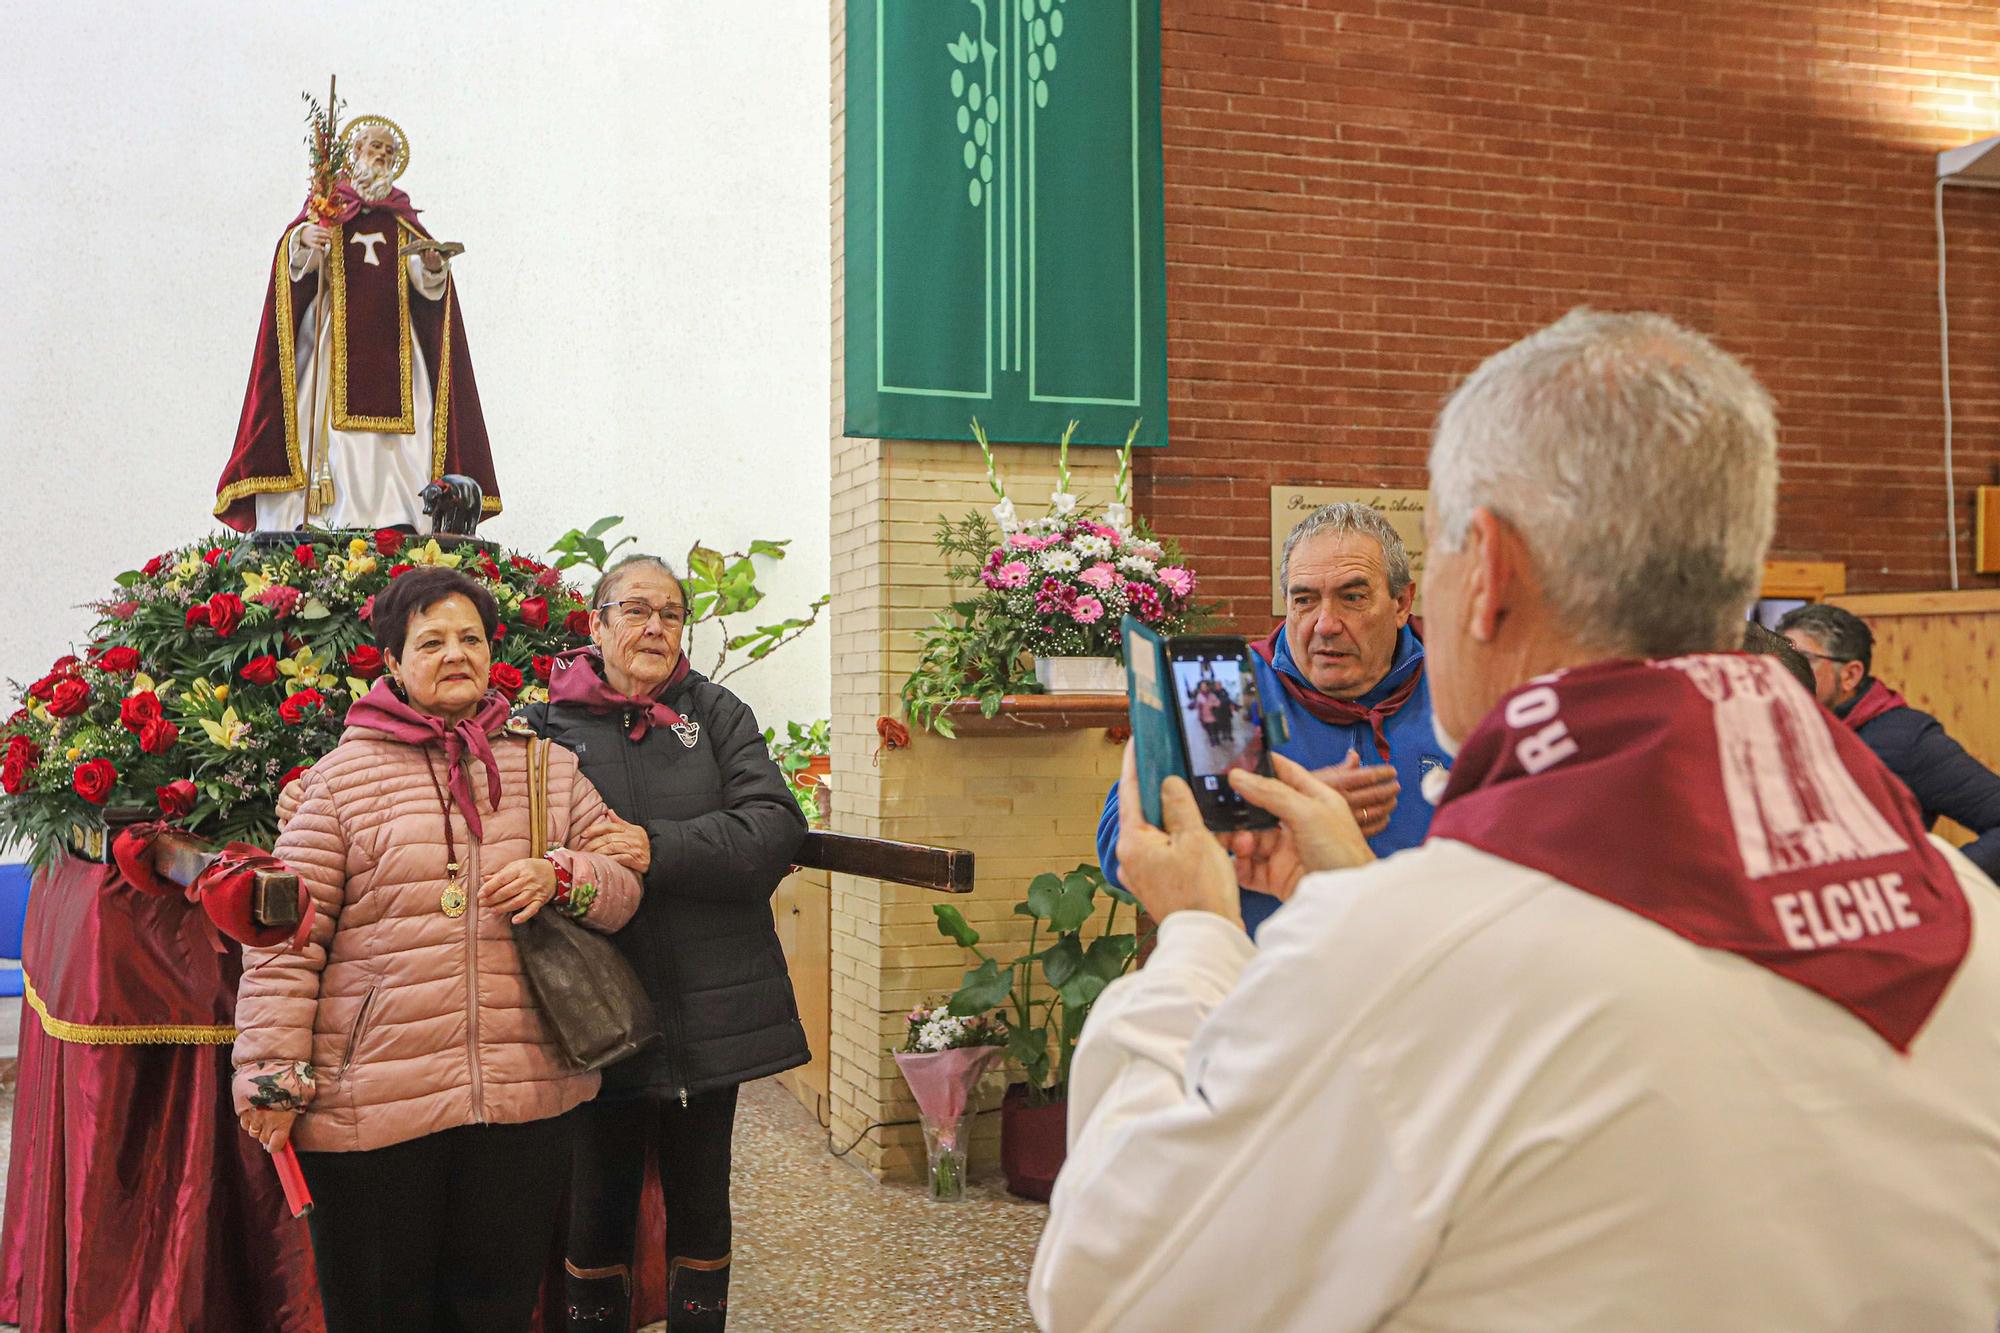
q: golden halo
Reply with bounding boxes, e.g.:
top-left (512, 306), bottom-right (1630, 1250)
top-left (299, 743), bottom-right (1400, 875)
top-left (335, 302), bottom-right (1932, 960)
top-left (343, 114), bottom-right (411, 181)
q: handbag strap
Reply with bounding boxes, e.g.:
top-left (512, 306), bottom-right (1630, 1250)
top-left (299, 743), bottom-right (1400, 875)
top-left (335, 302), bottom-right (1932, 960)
top-left (527, 737), bottom-right (549, 860)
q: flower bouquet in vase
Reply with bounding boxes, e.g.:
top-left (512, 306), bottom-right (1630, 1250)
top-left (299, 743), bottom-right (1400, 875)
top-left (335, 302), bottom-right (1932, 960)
top-left (901, 419), bottom-right (1209, 733)
top-left (893, 1002), bottom-right (1005, 1201)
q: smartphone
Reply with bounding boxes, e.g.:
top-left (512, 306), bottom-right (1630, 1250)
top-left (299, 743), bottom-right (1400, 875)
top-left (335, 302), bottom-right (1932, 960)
top-left (1163, 635), bottom-right (1280, 831)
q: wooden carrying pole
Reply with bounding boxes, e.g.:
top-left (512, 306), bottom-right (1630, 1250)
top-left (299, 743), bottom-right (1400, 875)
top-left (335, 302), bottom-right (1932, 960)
top-left (793, 830), bottom-right (974, 893)
top-left (302, 73), bottom-right (337, 516)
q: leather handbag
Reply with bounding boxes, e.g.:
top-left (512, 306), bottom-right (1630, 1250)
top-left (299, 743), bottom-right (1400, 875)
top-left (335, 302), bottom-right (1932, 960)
top-left (511, 738), bottom-right (661, 1072)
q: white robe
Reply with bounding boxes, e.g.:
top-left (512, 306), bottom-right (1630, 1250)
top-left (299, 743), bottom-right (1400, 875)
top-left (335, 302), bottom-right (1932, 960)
top-left (254, 230), bottom-right (448, 532)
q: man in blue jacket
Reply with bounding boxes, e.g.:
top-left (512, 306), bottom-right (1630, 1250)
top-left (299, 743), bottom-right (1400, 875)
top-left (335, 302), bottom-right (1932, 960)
top-left (1779, 603), bottom-right (2000, 881)
top-left (1097, 502), bottom-right (1448, 935)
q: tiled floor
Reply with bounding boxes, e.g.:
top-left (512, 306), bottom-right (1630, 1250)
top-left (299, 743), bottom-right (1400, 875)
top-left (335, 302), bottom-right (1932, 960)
top-left (0, 1048), bottom-right (1047, 1333)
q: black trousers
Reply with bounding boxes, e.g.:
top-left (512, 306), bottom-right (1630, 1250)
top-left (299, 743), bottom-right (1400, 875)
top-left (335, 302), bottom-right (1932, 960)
top-left (567, 1086), bottom-right (740, 1274)
top-left (296, 1114), bottom-right (573, 1333)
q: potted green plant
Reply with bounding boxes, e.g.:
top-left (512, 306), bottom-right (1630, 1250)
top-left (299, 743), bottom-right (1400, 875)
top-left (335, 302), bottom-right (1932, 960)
top-left (931, 861), bottom-right (1143, 1201)
top-left (762, 718), bottom-right (831, 827)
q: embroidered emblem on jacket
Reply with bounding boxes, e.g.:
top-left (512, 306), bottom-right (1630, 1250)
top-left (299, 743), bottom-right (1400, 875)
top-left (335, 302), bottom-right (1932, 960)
top-left (672, 719), bottom-right (701, 749)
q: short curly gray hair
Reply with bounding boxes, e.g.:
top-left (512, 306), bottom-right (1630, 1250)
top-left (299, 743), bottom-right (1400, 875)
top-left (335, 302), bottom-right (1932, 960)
top-left (1278, 503), bottom-right (1413, 597)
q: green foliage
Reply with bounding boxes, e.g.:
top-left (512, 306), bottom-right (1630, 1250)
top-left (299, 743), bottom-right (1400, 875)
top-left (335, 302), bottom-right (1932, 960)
top-left (900, 512), bottom-right (1042, 737)
top-left (762, 718), bottom-right (830, 826)
top-left (931, 862), bottom-right (1145, 1106)
top-left (546, 515), bottom-right (637, 578)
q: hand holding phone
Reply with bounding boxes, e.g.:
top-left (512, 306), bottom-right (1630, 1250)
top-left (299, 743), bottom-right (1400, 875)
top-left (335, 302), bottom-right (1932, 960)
top-left (1221, 753), bottom-right (1378, 901)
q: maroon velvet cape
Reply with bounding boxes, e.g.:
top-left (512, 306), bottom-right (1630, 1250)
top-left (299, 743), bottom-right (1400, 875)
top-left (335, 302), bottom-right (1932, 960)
top-left (213, 189), bottom-right (499, 532)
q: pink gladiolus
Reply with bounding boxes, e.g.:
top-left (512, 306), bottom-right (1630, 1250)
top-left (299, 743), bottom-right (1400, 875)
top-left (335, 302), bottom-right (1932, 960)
top-left (1079, 562), bottom-right (1119, 591)
top-left (1071, 595), bottom-right (1105, 625)
top-left (1157, 566), bottom-right (1195, 596)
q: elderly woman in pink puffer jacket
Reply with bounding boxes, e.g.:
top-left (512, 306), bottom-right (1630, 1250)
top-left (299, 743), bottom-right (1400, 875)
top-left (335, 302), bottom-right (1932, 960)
top-left (232, 566), bottom-right (642, 1333)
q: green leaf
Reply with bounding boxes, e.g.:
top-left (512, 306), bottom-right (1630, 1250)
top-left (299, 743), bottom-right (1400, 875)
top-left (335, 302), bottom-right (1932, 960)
top-left (948, 957), bottom-right (1013, 1014)
top-left (1006, 1027), bottom-right (1051, 1088)
top-left (1102, 879), bottom-right (1138, 906)
top-left (932, 903), bottom-right (980, 948)
top-left (1048, 874), bottom-right (1097, 934)
top-left (1056, 972), bottom-right (1109, 1015)
top-left (585, 515), bottom-right (624, 538)
top-left (1040, 935), bottom-right (1084, 988)
top-left (298, 597), bottom-right (332, 621)
top-left (114, 571), bottom-right (142, 588)
top-left (746, 539), bottom-right (789, 560)
top-left (1084, 934), bottom-right (1136, 981)
top-left (1024, 872), bottom-right (1063, 922)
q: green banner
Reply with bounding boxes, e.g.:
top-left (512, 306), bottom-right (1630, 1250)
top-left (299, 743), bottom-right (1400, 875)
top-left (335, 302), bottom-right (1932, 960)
top-left (844, 0), bottom-right (1168, 449)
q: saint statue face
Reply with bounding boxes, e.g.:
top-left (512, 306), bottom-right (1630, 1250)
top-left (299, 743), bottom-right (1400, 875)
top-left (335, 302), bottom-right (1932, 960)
top-left (348, 126), bottom-right (400, 201)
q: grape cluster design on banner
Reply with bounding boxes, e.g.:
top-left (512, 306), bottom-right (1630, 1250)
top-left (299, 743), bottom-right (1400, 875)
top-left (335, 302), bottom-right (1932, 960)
top-left (1025, 0), bottom-right (1065, 109)
top-left (946, 15), bottom-right (999, 207)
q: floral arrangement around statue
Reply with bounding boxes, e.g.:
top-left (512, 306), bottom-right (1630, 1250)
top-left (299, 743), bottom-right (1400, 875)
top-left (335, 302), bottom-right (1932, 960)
top-left (0, 520), bottom-right (827, 867)
top-left (894, 1000), bottom-right (1005, 1201)
top-left (900, 420), bottom-right (1207, 735)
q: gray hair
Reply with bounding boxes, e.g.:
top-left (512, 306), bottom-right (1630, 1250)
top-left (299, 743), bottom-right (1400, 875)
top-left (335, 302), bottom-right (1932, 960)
top-left (1428, 308), bottom-right (1778, 657)
top-left (591, 554), bottom-right (684, 611)
top-left (1776, 603), bottom-right (1873, 675)
top-left (1279, 503), bottom-right (1413, 597)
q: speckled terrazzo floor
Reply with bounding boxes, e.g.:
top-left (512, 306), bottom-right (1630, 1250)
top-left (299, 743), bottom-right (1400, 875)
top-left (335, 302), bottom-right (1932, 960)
top-left (710, 1077), bottom-right (1045, 1333)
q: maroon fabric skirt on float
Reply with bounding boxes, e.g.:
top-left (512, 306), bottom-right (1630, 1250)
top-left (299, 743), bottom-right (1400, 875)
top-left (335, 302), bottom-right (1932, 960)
top-left (0, 856), bottom-right (321, 1332)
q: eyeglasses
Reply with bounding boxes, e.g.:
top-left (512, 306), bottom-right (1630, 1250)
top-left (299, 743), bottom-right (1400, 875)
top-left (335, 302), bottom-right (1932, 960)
top-left (596, 599), bottom-right (689, 629)
top-left (1792, 648), bottom-right (1853, 666)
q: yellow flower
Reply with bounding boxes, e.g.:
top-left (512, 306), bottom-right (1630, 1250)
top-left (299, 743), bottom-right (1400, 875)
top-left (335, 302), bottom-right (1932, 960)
top-left (25, 698), bottom-right (48, 721)
top-left (199, 707), bottom-right (251, 750)
top-left (213, 683), bottom-right (230, 703)
top-left (519, 685), bottom-right (550, 705)
top-left (175, 557), bottom-right (202, 579)
top-left (348, 537), bottom-right (369, 558)
top-left (129, 673), bottom-right (176, 700)
top-left (64, 746), bottom-right (81, 763)
top-left (278, 648), bottom-right (329, 693)
top-left (343, 554), bottom-right (378, 580)
top-left (241, 568), bottom-right (273, 599)
top-left (404, 539), bottom-right (462, 569)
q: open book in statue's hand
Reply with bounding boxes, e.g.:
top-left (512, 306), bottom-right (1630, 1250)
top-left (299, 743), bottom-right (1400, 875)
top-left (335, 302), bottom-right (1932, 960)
top-left (397, 238), bottom-right (466, 260)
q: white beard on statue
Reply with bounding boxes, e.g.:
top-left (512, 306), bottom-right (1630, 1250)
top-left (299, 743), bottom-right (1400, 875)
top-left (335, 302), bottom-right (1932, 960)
top-left (253, 170), bottom-right (444, 534)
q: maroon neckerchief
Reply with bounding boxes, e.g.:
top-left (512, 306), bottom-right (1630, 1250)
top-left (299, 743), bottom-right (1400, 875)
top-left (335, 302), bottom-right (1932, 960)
top-left (549, 648), bottom-right (691, 741)
top-left (289, 179), bottom-right (422, 228)
top-left (1250, 625), bottom-right (1423, 757)
top-left (344, 680), bottom-right (511, 836)
top-left (1840, 677), bottom-right (1910, 732)
top-left (1428, 654), bottom-right (1969, 1051)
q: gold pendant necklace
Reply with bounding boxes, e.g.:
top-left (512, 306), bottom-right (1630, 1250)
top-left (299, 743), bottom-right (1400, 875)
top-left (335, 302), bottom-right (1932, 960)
top-left (440, 862), bottom-right (467, 918)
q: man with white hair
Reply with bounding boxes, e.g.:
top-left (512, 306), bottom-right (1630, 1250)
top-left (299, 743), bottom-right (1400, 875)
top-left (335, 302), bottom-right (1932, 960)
top-left (215, 116), bottom-right (500, 532)
top-left (1029, 310), bottom-right (2000, 1330)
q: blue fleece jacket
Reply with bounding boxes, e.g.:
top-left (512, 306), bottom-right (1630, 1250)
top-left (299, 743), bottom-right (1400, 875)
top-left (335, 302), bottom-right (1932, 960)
top-left (1096, 624), bottom-right (1447, 937)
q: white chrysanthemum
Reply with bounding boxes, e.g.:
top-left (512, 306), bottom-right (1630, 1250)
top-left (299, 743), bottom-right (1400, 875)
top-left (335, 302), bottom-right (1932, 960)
top-left (1118, 553), bottom-right (1157, 576)
top-left (1073, 534), bottom-right (1113, 560)
top-left (1041, 548), bottom-right (1082, 574)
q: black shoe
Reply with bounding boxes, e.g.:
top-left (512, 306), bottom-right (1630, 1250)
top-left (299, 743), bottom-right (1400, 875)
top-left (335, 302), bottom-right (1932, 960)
top-left (666, 1253), bottom-right (731, 1333)
top-left (563, 1258), bottom-right (631, 1331)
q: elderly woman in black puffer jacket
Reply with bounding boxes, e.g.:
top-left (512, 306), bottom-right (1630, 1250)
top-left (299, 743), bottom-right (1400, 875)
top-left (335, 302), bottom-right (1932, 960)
top-left (522, 554), bottom-right (807, 1332)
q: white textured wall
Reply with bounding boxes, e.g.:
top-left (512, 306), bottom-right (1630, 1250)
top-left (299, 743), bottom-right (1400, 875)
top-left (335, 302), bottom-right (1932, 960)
top-left (0, 1), bottom-right (832, 741)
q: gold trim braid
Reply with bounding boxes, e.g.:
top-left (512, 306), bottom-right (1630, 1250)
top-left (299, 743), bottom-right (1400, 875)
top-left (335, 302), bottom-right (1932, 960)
top-left (24, 971), bottom-right (238, 1046)
top-left (432, 276), bottom-right (454, 479)
top-left (212, 227), bottom-right (312, 516)
top-left (330, 218), bottom-right (416, 433)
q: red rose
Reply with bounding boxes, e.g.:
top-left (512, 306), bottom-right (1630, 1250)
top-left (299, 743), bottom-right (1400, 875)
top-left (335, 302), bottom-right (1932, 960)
top-left (375, 529), bottom-right (406, 557)
top-left (71, 758), bottom-right (117, 805)
top-left (388, 563), bottom-right (413, 579)
top-left (119, 691), bottom-right (163, 732)
top-left (531, 654), bottom-right (554, 683)
top-left (141, 554), bottom-right (167, 577)
top-left (106, 601), bottom-right (139, 621)
top-left (294, 544), bottom-right (319, 568)
top-left (279, 765), bottom-right (309, 791)
top-left (477, 554), bottom-right (502, 581)
top-left (278, 689), bottom-right (327, 726)
top-left (488, 662), bottom-right (524, 699)
top-left (519, 596), bottom-right (550, 628)
top-left (510, 555), bottom-right (543, 574)
top-left (156, 778), bottom-right (197, 819)
top-left (2, 736), bottom-right (40, 796)
top-left (490, 622), bottom-right (507, 642)
top-left (185, 604), bottom-right (212, 629)
top-left (564, 609), bottom-right (593, 638)
top-left (347, 645), bottom-right (385, 679)
top-left (48, 679), bottom-right (90, 718)
top-left (139, 719), bottom-right (179, 755)
top-left (358, 595), bottom-right (375, 623)
top-left (95, 646), bottom-right (141, 673)
top-left (202, 548), bottom-right (227, 567)
top-left (255, 585), bottom-right (302, 618)
top-left (206, 593), bottom-right (245, 638)
top-left (240, 655), bottom-right (280, 685)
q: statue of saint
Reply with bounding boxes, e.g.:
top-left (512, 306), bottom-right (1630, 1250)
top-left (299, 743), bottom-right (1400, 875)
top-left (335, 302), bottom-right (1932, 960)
top-left (213, 115), bottom-right (499, 532)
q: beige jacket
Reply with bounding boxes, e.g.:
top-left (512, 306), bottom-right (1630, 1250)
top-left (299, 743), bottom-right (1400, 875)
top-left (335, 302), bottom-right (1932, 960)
top-left (231, 723), bottom-right (641, 1152)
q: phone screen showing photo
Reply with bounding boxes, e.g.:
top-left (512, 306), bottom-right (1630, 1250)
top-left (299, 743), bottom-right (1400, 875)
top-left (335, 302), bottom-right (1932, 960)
top-left (1167, 642), bottom-right (1275, 827)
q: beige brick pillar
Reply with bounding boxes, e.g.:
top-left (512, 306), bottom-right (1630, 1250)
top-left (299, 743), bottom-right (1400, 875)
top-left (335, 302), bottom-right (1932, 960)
top-left (829, 0), bottom-right (1127, 1180)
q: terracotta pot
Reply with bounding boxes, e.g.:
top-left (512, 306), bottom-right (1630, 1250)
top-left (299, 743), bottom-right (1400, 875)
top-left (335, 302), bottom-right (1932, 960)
top-left (795, 754), bottom-right (831, 827)
top-left (1000, 1082), bottom-right (1067, 1202)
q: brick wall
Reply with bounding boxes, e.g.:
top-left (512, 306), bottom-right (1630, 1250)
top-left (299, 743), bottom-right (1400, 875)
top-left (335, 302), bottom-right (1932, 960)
top-left (1143, 0), bottom-right (2000, 630)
